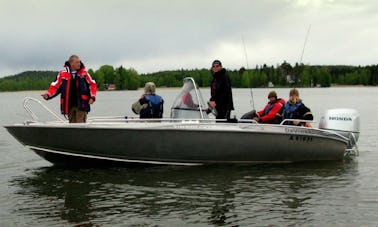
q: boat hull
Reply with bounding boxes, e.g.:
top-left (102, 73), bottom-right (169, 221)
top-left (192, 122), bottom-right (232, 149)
top-left (5, 122), bottom-right (348, 166)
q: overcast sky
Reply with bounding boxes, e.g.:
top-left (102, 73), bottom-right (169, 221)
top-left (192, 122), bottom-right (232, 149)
top-left (0, 0), bottom-right (377, 77)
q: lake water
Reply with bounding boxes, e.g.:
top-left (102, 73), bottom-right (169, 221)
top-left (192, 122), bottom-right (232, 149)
top-left (0, 87), bottom-right (377, 226)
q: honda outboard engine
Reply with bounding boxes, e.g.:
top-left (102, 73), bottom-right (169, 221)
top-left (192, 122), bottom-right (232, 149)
top-left (319, 108), bottom-right (360, 156)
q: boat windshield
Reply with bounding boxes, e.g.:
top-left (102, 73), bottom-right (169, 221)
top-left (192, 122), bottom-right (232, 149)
top-left (170, 77), bottom-right (208, 119)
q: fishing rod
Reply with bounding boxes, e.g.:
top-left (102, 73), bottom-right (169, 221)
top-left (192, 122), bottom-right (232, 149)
top-left (294, 24), bottom-right (311, 88)
top-left (299, 24), bottom-right (311, 64)
top-left (241, 34), bottom-right (255, 110)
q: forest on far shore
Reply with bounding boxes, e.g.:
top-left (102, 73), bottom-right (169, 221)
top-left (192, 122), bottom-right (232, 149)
top-left (0, 61), bottom-right (377, 92)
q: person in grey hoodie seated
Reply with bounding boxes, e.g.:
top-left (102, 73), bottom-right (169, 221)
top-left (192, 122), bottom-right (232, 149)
top-left (132, 82), bottom-right (164, 118)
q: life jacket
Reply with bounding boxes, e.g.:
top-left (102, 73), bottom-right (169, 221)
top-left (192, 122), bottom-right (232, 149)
top-left (265, 98), bottom-right (285, 123)
top-left (276, 98), bottom-right (286, 115)
top-left (263, 99), bottom-right (285, 115)
top-left (284, 101), bottom-right (302, 115)
top-left (283, 99), bottom-right (313, 126)
top-left (264, 103), bottom-right (275, 115)
top-left (140, 94), bottom-right (164, 118)
top-left (283, 100), bottom-right (304, 124)
top-left (46, 66), bottom-right (97, 114)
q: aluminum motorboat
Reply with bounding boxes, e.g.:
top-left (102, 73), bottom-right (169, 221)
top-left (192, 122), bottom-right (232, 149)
top-left (5, 78), bottom-right (360, 166)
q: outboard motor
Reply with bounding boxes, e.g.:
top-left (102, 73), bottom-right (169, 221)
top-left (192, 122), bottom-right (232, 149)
top-left (319, 108), bottom-right (360, 156)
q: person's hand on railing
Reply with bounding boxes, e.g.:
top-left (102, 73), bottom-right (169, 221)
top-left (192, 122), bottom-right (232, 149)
top-left (41, 93), bottom-right (49, 100)
top-left (208, 101), bottom-right (216, 109)
top-left (253, 117), bottom-right (261, 123)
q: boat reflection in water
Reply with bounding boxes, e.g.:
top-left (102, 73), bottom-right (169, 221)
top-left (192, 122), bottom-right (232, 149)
top-left (5, 77), bottom-right (360, 166)
top-left (9, 161), bottom-right (358, 226)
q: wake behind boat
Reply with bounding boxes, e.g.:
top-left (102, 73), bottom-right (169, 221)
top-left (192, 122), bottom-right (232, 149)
top-left (5, 78), bottom-right (360, 166)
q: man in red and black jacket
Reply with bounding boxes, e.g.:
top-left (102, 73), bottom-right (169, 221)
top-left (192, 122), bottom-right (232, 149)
top-left (253, 91), bottom-right (285, 124)
top-left (42, 55), bottom-right (97, 123)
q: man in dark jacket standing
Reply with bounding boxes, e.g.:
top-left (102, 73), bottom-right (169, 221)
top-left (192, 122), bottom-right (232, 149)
top-left (209, 60), bottom-right (234, 119)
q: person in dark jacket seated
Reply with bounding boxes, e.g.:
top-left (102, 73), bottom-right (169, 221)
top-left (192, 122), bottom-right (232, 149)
top-left (132, 82), bottom-right (164, 118)
top-left (283, 88), bottom-right (313, 127)
top-left (253, 91), bottom-right (285, 124)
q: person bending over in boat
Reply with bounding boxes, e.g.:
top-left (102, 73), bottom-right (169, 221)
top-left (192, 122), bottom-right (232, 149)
top-left (282, 88), bottom-right (313, 127)
top-left (208, 60), bottom-right (234, 119)
top-left (182, 92), bottom-right (198, 109)
top-left (252, 91), bottom-right (285, 124)
top-left (132, 82), bottom-right (164, 118)
top-left (41, 55), bottom-right (97, 123)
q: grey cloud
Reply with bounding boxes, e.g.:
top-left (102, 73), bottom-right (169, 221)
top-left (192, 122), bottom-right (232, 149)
top-left (0, 0), bottom-right (377, 77)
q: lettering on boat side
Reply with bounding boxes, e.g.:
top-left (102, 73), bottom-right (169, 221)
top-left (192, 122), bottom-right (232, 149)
top-left (329, 116), bottom-right (352, 121)
top-left (285, 127), bottom-right (311, 134)
top-left (284, 127), bottom-right (324, 136)
top-left (173, 125), bottom-right (215, 129)
top-left (289, 135), bottom-right (313, 142)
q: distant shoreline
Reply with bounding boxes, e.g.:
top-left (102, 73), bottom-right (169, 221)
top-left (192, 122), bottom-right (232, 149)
top-left (331, 84), bottom-right (370, 87)
top-left (0, 84), bottom-right (375, 93)
top-left (1, 64), bottom-right (376, 91)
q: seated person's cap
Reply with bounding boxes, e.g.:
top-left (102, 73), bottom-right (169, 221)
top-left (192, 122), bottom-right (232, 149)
top-left (268, 91), bottom-right (277, 98)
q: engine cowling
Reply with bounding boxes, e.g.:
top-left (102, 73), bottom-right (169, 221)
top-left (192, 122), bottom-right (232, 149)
top-left (319, 108), bottom-right (360, 142)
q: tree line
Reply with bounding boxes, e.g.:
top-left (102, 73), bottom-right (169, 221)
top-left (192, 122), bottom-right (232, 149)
top-left (0, 62), bottom-right (377, 92)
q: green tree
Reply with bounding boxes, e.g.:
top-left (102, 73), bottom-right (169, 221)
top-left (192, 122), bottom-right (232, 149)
top-left (126, 68), bottom-right (140, 90)
top-left (300, 65), bottom-right (312, 87)
top-left (345, 72), bottom-right (359, 85)
top-left (93, 70), bottom-right (105, 90)
top-left (317, 67), bottom-right (331, 87)
top-left (260, 72), bottom-right (268, 87)
top-left (358, 69), bottom-right (370, 85)
top-left (241, 70), bottom-right (250, 88)
top-left (114, 66), bottom-right (127, 90)
top-left (98, 65), bottom-right (115, 84)
top-left (250, 70), bottom-right (260, 87)
top-left (199, 69), bottom-right (212, 87)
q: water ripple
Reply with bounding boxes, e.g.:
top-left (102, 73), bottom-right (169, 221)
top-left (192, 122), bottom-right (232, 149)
top-left (5, 161), bottom-right (376, 226)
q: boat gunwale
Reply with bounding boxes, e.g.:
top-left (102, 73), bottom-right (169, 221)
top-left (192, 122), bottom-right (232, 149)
top-left (5, 120), bottom-right (349, 144)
